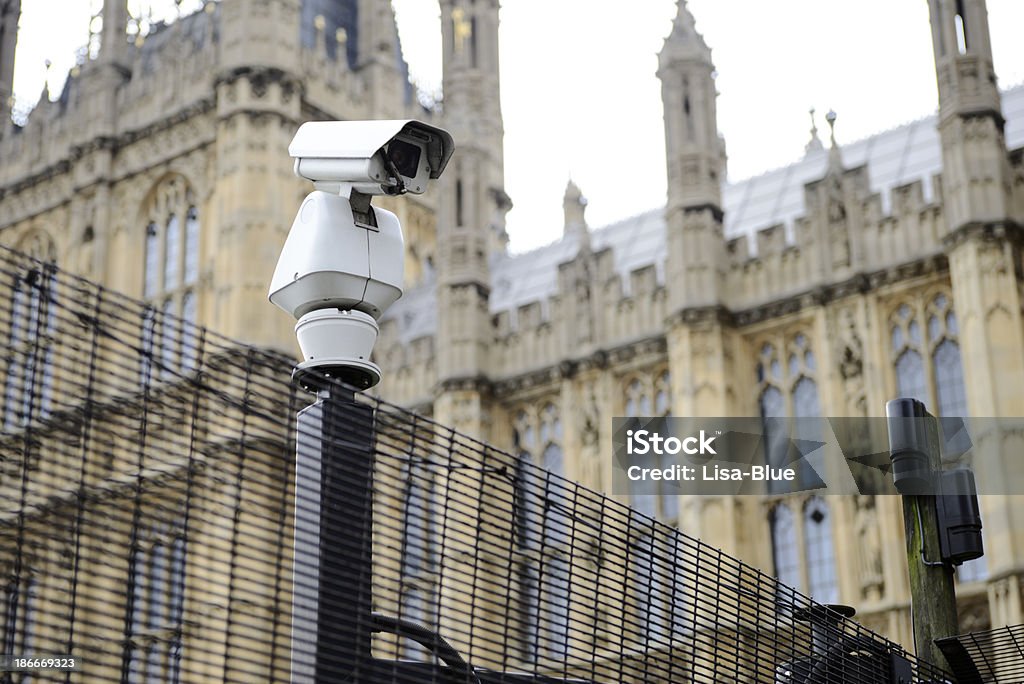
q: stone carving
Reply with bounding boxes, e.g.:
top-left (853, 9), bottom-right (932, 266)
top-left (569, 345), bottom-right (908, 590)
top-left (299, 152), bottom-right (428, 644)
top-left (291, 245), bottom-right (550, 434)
top-left (837, 307), bottom-right (863, 381)
top-left (578, 383), bottom-right (602, 490)
top-left (855, 495), bottom-right (884, 601)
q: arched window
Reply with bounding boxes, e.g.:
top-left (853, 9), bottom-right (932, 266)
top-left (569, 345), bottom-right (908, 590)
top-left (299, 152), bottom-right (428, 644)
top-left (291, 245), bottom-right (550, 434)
top-left (1, 575), bottom-right (36, 658)
top-left (4, 242), bottom-right (59, 431)
top-left (513, 402), bottom-right (571, 662)
top-left (769, 504), bottom-right (800, 590)
top-left (127, 515), bottom-right (187, 681)
top-left (758, 333), bottom-right (836, 602)
top-left (803, 497), bottom-right (838, 603)
top-left (889, 292), bottom-right (968, 419)
top-left (757, 334), bottom-right (822, 493)
top-left (624, 371), bottom-right (677, 523)
top-left (141, 176), bottom-right (201, 377)
top-left (398, 458), bottom-right (440, 659)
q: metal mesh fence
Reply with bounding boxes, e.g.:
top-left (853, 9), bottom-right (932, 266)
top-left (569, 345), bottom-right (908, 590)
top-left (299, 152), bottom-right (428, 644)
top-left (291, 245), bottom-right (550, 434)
top-left (0, 243), bottom-right (954, 682)
top-left (937, 624), bottom-right (1024, 683)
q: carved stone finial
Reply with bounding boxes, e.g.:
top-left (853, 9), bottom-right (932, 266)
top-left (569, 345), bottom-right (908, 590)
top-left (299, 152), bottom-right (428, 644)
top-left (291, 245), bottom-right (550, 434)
top-left (826, 109), bottom-right (838, 145)
top-left (563, 178), bottom-right (589, 238)
top-left (825, 109), bottom-right (845, 178)
top-left (804, 107), bottom-right (824, 156)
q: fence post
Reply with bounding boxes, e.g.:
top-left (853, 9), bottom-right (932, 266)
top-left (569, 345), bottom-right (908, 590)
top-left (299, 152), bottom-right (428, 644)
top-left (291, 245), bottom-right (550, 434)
top-left (886, 398), bottom-right (959, 670)
top-left (292, 387), bottom-right (376, 683)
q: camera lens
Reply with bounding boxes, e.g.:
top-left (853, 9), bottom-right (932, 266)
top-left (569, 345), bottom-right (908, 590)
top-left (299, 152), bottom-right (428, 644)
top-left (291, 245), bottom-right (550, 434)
top-left (387, 139), bottom-right (422, 178)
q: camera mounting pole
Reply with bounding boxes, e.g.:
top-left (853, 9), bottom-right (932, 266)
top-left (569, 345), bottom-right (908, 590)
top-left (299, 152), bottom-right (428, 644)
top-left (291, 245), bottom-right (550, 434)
top-left (291, 385), bottom-right (377, 683)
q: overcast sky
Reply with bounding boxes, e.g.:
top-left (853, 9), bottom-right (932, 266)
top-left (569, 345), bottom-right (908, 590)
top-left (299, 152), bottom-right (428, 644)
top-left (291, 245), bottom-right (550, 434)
top-left (13, 1), bottom-right (1024, 253)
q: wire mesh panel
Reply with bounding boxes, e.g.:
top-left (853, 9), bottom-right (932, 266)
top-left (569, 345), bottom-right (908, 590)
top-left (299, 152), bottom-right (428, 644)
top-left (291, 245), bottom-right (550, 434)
top-left (937, 625), bottom-right (1024, 683)
top-left (0, 243), bottom-right (954, 683)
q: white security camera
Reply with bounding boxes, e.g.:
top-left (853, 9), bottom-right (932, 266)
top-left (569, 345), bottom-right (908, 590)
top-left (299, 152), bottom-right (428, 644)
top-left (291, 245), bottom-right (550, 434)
top-left (289, 119), bottom-right (454, 196)
top-left (269, 119), bottom-right (454, 390)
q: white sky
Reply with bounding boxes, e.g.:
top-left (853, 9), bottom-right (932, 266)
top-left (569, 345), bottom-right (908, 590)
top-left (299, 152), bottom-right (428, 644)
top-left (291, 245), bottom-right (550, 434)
top-left (13, 1), bottom-right (1024, 253)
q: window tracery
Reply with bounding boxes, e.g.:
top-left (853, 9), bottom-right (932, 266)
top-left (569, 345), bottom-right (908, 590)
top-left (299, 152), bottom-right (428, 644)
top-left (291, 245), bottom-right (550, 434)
top-left (4, 235), bottom-right (58, 430)
top-left (623, 370), bottom-right (676, 523)
top-left (631, 529), bottom-right (691, 646)
top-left (127, 515), bottom-right (186, 683)
top-left (513, 403), bottom-right (571, 662)
top-left (757, 332), bottom-right (837, 604)
top-left (142, 177), bottom-right (201, 378)
top-left (890, 292), bottom-right (968, 418)
top-left (756, 334), bottom-right (821, 492)
top-left (399, 457), bottom-right (440, 660)
top-left (768, 497), bottom-right (838, 604)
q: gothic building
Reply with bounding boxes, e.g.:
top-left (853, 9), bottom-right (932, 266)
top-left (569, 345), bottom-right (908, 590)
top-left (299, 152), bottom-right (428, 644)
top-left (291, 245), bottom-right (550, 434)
top-left (2, 0), bottom-right (1024, 658)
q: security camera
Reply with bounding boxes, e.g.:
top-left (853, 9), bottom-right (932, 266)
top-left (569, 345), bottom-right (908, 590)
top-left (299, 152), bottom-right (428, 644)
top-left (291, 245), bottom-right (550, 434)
top-left (289, 120), bottom-right (454, 196)
top-left (269, 119), bottom-right (455, 390)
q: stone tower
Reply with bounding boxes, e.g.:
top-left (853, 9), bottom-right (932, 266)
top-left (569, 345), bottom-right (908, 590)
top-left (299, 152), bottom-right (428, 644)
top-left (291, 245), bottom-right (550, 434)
top-left (0, 0), bottom-right (418, 351)
top-left (929, 0), bottom-right (1024, 606)
top-left (210, 0), bottom-right (306, 345)
top-left (0, 0), bottom-right (20, 129)
top-left (657, 0), bottom-right (740, 551)
top-left (658, 0), bottom-right (732, 415)
top-left (433, 0), bottom-right (510, 439)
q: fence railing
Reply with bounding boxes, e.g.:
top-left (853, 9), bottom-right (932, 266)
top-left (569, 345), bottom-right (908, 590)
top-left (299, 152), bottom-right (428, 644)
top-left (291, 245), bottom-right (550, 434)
top-left (0, 244), bottom-right (953, 682)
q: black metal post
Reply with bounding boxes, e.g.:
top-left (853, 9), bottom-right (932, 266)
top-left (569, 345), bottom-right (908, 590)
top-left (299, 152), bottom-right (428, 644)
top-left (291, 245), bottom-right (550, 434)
top-left (292, 388), bottom-right (376, 683)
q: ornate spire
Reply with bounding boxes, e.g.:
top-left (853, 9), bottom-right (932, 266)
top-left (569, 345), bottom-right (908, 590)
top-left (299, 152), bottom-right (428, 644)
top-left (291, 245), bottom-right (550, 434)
top-left (0, 0), bottom-right (22, 126)
top-left (563, 178), bottom-right (589, 238)
top-left (659, 0), bottom-right (712, 67)
top-left (99, 0), bottom-right (129, 70)
top-left (804, 107), bottom-right (824, 156)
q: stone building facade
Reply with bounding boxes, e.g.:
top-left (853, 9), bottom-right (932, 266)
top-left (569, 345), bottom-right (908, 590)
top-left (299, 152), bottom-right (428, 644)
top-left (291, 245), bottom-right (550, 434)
top-left (2, 0), bottom-right (1024, 658)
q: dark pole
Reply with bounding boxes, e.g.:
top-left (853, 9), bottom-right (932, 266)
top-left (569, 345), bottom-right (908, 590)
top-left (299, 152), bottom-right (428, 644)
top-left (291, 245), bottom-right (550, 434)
top-left (292, 386), bottom-right (376, 683)
top-left (886, 398), bottom-right (959, 670)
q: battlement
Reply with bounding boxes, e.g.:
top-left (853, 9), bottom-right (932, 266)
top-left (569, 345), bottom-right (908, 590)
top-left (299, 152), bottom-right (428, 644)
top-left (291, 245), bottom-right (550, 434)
top-left (0, 8), bottom-right (221, 193)
top-left (723, 171), bottom-right (947, 312)
top-left (0, 2), bottom-right (424, 203)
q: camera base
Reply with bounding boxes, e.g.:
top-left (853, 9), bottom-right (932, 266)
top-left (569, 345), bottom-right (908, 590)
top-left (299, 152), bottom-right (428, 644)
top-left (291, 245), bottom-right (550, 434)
top-left (292, 359), bottom-right (382, 392)
top-left (294, 308), bottom-right (383, 391)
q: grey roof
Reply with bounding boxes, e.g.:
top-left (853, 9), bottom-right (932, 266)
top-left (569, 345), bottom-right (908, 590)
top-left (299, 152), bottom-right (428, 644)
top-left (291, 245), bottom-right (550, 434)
top-left (386, 272), bottom-right (438, 344)
top-left (388, 84), bottom-right (1024, 339)
top-left (725, 84), bottom-right (1024, 247)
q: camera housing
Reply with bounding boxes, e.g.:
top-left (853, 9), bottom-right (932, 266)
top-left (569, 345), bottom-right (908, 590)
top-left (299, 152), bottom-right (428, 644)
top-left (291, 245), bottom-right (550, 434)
top-left (289, 120), bottom-right (454, 196)
top-left (269, 119), bottom-right (455, 389)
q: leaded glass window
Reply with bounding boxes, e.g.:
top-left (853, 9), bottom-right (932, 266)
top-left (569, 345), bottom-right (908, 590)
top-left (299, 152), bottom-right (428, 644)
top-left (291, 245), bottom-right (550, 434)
top-left (889, 291), bottom-right (968, 419)
top-left (804, 497), bottom-right (838, 603)
top-left (769, 504), bottom-right (800, 590)
top-left (757, 335), bottom-right (822, 493)
top-left (758, 332), bottom-right (836, 602)
top-left (632, 530), bottom-right (690, 645)
top-left (399, 457), bottom-right (440, 660)
top-left (623, 371), bottom-right (677, 523)
top-left (4, 254), bottom-right (58, 430)
top-left (1, 576), bottom-right (36, 659)
top-left (141, 176), bottom-right (201, 376)
top-left (127, 516), bottom-right (186, 682)
top-left (513, 403), bottom-right (571, 662)
top-left (540, 556), bottom-right (570, 660)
